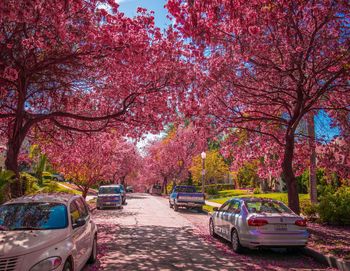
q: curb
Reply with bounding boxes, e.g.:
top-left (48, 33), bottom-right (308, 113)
top-left (302, 248), bottom-right (350, 271)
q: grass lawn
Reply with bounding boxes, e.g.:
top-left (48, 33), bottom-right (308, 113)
top-left (208, 190), bottom-right (309, 205)
top-left (40, 180), bottom-right (81, 194)
top-left (203, 204), bottom-right (215, 213)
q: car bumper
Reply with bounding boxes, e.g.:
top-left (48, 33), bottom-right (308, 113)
top-left (240, 230), bottom-right (309, 248)
top-left (97, 201), bottom-right (122, 208)
top-left (176, 201), bottom-right (204, 208)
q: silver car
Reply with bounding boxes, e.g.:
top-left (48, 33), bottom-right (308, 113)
top-left (97, 185), bottom-right (123, 209)
top-left (209, 198), bottom-right (309, 252)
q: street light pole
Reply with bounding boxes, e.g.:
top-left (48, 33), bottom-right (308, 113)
top-left (201, 151), bottom-right (206, 194)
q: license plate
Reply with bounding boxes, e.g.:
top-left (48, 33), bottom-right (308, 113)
top-left (275, 224), bottom-right (287, 231)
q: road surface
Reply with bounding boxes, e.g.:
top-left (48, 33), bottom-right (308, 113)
top-left (84, 193), bottom-right (328, 271)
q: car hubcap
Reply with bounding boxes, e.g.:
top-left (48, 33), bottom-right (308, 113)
top-left (232, 232), bottom-right (238, 250)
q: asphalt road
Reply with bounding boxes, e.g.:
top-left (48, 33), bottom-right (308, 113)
top-left (83, 193), bottom-right (329, 271)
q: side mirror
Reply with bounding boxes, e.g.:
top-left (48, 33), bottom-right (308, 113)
top-left (73, 218), bottom-right (86, 229)
top-left (213, 207), bottom-right (218, 212)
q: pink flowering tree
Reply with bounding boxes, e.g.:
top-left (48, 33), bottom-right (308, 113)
top-left (0, 0), bottom-right (190, 197)
top-left (42, 132), bottom-right (140, 198)
top-left (144, 124), bottom-right (206, 193)
top-left (168, 0), bottom-right (349, 213)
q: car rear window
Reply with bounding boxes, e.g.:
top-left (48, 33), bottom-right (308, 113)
top-left (0, 203), bottom-right (68, 231)
top-left (99, 187), bottom-right (121, 194)
top-left (174, 186), bottom-right (196, 193)
top-left (245, 200), bottom-right (293, 214)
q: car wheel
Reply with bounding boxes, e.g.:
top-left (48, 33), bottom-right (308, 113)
top-left (53, 177), bottom-right (58, 181)
top-left (231, 229), bottom-right (243, 253)
top-left (174, 204), bottom-right (179, 212)
top-left (88, 235), bottom-right (97, 264)
top-left (196, 207), bottom-right (202, 212)
top-left (209, 219), bottom-right (218, 238)
top-left (62, 260), bottom-right (73, 271)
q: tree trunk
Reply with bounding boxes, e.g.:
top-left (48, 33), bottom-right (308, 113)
top-left (5, 75), bottom-right (28, 198)
top-left (282, 132), bottom-right (300, 214)
top-left (120, 175), bottom-right (126, 187)
top-left (162, 177), bottom-right (168, 194)
top-left (307, 113), bottom-right (318, 204)
top-left (5, 138), bottom-right (24, 198)
top-left (82, 187), bottom-right (89, 199)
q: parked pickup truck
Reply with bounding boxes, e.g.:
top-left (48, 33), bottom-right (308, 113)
top-left (169, 185), bottom-right (205, 212)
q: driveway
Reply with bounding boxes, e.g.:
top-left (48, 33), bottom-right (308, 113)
top-left (84, 193), bottom-right (328, 271)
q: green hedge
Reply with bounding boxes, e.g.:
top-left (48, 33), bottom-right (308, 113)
top-left (318, 187), bottom-right (350, 225)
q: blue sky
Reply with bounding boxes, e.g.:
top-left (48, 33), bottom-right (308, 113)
top-left (117, 0), bottom-right (170, 28)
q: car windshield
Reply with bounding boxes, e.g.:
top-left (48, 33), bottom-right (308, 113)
top-left (0, 203), bottom-right (68, 231)
top-left (174, 186), bottom-right (196, 193)
top-left (99, 187), bottom-right (121, 194)
top-left (245, 200), bottom-right (293, 214)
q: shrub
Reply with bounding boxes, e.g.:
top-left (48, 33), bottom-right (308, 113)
top-left (253, 187), bottom-right (261, 194)
top-left (206, 186), bottom-right (218, 195)
top-left (300, 200), bottom-right (319, 221)
top-left (318, 187), bottom-right (350, 225)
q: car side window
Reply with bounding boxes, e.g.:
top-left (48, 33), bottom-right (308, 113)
top-left (228, 201), bottom-right (241, 213)
top-left (219, 201), bottom-right (231, 212)
top-left (70, 201), bottom-right (80, 226)
top-left (75, 198), bottom-right (89, 219)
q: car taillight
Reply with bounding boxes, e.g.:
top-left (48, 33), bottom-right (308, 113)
top-left (295, 219), bottom-right (307, 227)
top-left (248, 218), bottom-right (268, 227)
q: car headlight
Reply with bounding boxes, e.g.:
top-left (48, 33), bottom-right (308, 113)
top-left (30, 256), bottom-right (62, 271)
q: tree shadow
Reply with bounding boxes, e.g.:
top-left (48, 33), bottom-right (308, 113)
top-left (84, 218), bottom-right (327, 271)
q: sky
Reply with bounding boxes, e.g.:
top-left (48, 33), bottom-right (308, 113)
top-left (117, 0), bottom-right (170, 28)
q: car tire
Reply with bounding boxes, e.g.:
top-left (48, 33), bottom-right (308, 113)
top-left (53, 177), bottom-right (58, 181)
top-left (88, 235), bottom-right (97, 264)
top-left (209, 219), bottom-right (218, 238)
top-left (231, 228), bottom-right (243, 253)
top-left (196, 207), bottom-right (202, 212)
top-left (174, 204), bottom-right (179, 212)
top-left (62, 260), bottom-right (73, 271)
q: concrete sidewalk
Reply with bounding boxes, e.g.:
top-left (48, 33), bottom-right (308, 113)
top-left (205, 200), bottom-right (221, 208)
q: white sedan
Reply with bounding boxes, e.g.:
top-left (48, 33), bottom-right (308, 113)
top-left (209, 197), bottom-right (309, 252)
top-left (0, 193), bottom-right (97, 271)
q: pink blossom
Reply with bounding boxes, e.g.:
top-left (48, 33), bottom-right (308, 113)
top-left (248, 26), bottom-right (260, 36)
top-left (327, 66), bottom-right (338, 72)
top-left (3, 66), bottom-right (18, 81)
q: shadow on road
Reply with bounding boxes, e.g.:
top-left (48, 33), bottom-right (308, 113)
top-left (85, 224), bottom-right (326, 271)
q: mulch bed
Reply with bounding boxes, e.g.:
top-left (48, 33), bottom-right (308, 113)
top-left (308, 222), bottom-right (350, 260)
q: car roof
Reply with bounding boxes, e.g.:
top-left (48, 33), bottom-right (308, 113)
top-left (239, 197), bottom-right (282, 202)
top-left (4, 193), bottom-right (80, 205)
top-left (99, 184), bottom-right (122, 188)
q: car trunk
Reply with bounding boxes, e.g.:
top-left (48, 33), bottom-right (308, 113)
top-left (248, 213), bottom-right (305, 233)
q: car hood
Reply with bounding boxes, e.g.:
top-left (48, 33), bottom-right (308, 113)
top-left (0, 229), bottom-right (68, 258)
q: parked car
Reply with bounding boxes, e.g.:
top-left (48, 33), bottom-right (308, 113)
top-left (209, 197), bottom-right (309, 252)
top-left (126, 186), bottom-right (134, 193)
top-left (0, 193), bottom-right (97, 271)
top-left (149, 184), bottom-right (162, 195)
top-left (169, 185), bottom-right (205, 212)
top-left (51, 173), bottom-right (65, 182)
top-left (97, 184), bottom-right (125, 209)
